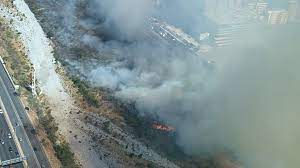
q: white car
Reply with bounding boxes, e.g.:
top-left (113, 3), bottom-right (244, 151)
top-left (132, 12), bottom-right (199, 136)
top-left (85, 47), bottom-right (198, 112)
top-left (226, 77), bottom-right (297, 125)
top-left (0, 109), bottom-right (3, 114)
top-left (8, 133), bottom-right (12, 139)
top-left (0, 140), bottom-right (4, 145)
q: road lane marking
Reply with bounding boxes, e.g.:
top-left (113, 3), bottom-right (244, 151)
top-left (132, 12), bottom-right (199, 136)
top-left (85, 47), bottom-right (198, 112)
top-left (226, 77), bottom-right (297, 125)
top-left (0, 58), bottom-right (49, 167)
top-left (0, 96), bottom-right (26, 167)
top-left (0, 115), bottom-right (15, 161)
top-left (0, 77), bottom-right (39, 168)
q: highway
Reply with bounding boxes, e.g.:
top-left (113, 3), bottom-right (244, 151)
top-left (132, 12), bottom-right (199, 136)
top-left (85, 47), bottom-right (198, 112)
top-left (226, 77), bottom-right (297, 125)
top-left (0, 61), bottom-right (50, 168)
top-left (0, 107), bottom-right (22, 168)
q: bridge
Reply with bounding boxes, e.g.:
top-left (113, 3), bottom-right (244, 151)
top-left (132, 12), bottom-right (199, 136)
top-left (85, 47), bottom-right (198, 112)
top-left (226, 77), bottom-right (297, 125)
top-left (0, 157), bottom-right (27, 167)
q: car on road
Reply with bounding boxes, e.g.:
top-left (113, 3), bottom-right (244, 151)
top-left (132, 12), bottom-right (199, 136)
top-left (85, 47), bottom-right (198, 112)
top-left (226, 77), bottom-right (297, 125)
top-left (0, 108), bottom-right (3, 114)
top-left (30, 128), bottom-right (36, 134)
top-left (13, 91), bottom-right (20, 96)
top-left (19, 137), bottom-right (23, 142)
top-left (8, 133), bottom-right (12, 139)
top-left (8, 146), bottom-right (13, 152)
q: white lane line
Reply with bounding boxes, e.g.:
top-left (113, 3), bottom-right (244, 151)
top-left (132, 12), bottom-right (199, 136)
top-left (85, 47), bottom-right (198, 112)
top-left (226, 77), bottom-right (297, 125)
top-left (0, 77), bottom-right (40, 167)
top-left (0, 115), bottom-right (15, 161)
top-left (0, 96), bottom-right (26, 167)
top-left (0, 56), bottom-right (16, 89)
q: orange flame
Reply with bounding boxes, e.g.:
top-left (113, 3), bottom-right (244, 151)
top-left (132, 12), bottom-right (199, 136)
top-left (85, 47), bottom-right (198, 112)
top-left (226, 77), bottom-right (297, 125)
top-left (152, 123), bottom-right (175, 132)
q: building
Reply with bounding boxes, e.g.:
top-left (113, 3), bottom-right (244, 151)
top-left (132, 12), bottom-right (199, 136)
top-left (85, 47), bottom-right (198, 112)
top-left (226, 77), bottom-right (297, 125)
top-left (268, 10), bottom-right (289, 24)
top-left (214, 24), bottom-right (248, 47)
top-left (204, 0), bottom-right (250, 21)
top-left (256, 1), bottom-right (268, 16)
top-left (248, 2), bottom-right (256, 10)
top-left (246, 1), bottom-right (269, 21)
top-left (288, 0), bottom-right (299, 22)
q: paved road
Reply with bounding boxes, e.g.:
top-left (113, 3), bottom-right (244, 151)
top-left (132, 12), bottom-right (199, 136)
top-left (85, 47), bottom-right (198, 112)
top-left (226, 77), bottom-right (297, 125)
top-left (0, 108), bottom-right (23, 168)
top-left (0, 62), bottom-right (50, 168)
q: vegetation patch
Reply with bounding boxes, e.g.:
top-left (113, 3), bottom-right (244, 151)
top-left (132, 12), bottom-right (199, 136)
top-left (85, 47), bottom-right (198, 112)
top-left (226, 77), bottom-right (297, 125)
top-left (54, 142), bottom-right (78, 168)
top-left (71, 76), bottom-right (100, 108)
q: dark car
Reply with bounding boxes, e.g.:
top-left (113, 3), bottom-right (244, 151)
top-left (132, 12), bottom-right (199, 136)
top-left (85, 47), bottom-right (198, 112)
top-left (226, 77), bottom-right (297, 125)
top-left (13, 91), bottom-right (20, 96)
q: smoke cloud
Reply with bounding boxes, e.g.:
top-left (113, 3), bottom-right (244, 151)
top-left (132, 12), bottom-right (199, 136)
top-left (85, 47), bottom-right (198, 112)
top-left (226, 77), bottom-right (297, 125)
top-left (83, 0), bottom-right (153, 40)
top-left (178, 25), bottom-right (300, 168)
top-left (56, 0), bottom-right (300, 167)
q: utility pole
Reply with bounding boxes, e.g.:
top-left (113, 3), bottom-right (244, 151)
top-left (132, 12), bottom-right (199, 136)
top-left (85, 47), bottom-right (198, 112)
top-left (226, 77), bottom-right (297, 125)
top-left (31, 67), bottom-right (37, 96)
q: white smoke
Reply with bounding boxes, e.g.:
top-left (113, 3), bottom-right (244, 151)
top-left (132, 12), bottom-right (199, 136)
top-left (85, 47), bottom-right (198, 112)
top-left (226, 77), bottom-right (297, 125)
top-left (177, 25), bottom-right (300, 168)
top-left (48, 0), bottom-right (300, 167)
top-left (85, 0), bottom-right (153, 39)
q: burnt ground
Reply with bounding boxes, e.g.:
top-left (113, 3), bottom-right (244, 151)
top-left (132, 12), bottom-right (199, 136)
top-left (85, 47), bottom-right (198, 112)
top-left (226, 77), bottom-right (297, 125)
top-left (23, 0), bottom-right (220, 167)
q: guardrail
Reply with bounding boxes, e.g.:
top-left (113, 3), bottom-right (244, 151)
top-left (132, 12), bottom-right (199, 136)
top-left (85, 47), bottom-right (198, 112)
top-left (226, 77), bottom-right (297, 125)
top-left (0, 55), bottom-right (46, 167)
top-left (0, 56), bottom-right (17, 90)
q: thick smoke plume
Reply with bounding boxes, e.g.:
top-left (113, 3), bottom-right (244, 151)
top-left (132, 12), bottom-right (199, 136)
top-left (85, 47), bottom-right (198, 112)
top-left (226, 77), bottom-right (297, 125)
top-left (58, 0), bottom-right (300, 167)
top-left (179, 25), bottom-right (300, 168)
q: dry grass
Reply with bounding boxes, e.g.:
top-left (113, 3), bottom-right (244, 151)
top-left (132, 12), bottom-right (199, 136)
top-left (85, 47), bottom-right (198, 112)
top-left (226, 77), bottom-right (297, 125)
top-left (0, 15), bottom-right (62, 168)
top-left (1, 0), bottom-right (14, 8)
top-left (55, 63), bottom-right (126, 125)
